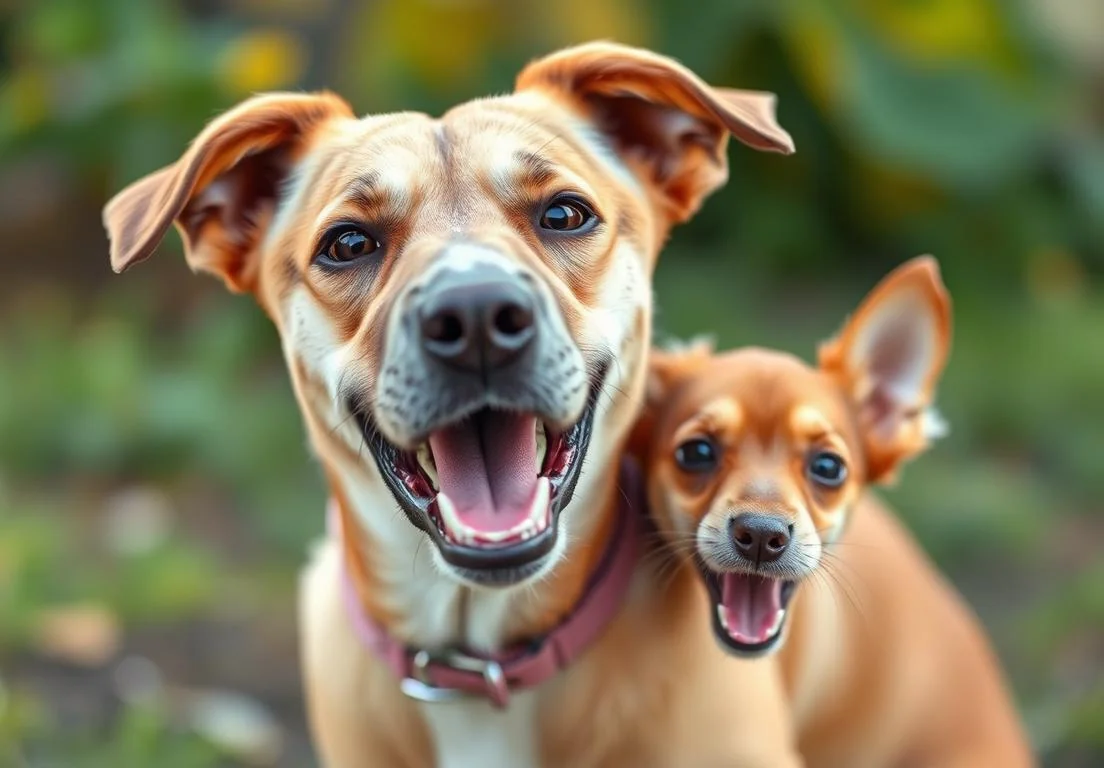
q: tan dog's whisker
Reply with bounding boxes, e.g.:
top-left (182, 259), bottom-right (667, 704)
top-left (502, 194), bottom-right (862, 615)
top-left (412, 534), bottom-right (428, 578)
top-left (639, 545), bottom-right (690, 596)
top-left (327, 405), bottom-right (361, 439)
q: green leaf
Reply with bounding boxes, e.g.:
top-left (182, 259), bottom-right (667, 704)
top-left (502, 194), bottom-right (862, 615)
top-left (828, 9), bottom-right (1053, 189)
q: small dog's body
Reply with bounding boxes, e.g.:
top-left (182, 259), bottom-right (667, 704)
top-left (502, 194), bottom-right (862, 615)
top-left (782, 493), bottom-right (1032, 766)
top-left (103, 43), bottom-right (804, 767)
top-left (636, 258), bottom-right (1035, 766)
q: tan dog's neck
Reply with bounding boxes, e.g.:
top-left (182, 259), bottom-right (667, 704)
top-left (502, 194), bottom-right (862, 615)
top-left (324, 446), bottom-right (623, 650)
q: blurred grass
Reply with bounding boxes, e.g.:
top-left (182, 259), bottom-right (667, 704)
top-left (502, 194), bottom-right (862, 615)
top-left (1, 0), bottom-right (1102, 765)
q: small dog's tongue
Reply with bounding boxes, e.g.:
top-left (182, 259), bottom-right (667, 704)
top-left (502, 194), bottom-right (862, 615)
top-left (720, 573), bottom-right (783, 644)
top-left (428, 412), bottom-right (539, 533)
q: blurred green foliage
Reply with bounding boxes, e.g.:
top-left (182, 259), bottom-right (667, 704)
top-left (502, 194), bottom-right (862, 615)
top-left (1, 0), bottom-right (1102, 765)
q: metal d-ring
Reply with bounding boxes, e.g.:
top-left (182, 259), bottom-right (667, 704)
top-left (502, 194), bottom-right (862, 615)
top-left (399, 648), bottom-right (509, 706)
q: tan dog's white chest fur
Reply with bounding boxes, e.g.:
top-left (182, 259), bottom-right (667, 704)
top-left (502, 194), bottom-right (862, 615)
top-left (318, 454), bottom-right (542, 767)
top-left (104, 42), bottom-right (803, 766)
top-left (422, 697), bottom-right (540, 768)
top-left (300, 534), bottom-right (801, 767)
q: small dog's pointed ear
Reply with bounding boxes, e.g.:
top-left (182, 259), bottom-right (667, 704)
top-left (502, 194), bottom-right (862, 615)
top-left (103, 91), bottom-right (353, 292)
top-left (646, 337), bottom-right (714, 405)
top-left (515, 42), bottom-right (794, 225)
top-left (628, 339), bottom-right (714, 460)
top-left (818, 256), bottom-right (952, 483)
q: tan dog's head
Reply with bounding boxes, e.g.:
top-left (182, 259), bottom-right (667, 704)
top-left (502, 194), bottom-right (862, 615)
top-left (638, 257), bottom-right (951, 655)
top-left (103, 43), bottom-right (793, 590)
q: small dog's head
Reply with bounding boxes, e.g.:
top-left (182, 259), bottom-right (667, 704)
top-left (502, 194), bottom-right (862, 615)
top-left (103, 43), bottom-right (793, 589)
top-left (637, 257), bottom-right (951, 655)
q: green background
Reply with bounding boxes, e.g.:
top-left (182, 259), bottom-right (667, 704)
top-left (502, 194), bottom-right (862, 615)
top-left (1, 0), bottom-right (1101, 765)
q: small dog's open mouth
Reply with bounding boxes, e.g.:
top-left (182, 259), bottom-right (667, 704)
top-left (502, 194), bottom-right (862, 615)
top-left (352, 366), bottom-right (605, 582)
top-left (699, 568), bottom-right (797, 656)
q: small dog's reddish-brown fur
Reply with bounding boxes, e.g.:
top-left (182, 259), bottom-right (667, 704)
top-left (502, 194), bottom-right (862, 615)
top-left (636, 258), bottom-right (1035, 766)
top-left (104, 42), bottom-right (806, 767)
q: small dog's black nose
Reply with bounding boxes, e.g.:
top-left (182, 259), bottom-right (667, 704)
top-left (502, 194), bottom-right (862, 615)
top-left (730, 514), bottom-right (793, 565)
top-left (419, 265), bottom-right (537, 374)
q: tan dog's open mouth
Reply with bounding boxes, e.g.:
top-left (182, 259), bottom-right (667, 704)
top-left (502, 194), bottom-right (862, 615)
top-left (699, 568), bottom-right (797, 656)
top-left (351, 361), bottom-right (607, 582)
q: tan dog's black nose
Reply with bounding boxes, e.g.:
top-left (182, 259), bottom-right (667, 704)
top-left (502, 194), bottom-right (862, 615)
top-left (730, 514), bottom-right (792, 565)
top-left (419, 265), bottom-right (537, 374)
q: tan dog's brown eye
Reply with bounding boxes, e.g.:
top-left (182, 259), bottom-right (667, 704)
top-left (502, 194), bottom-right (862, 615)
top-left (318, 227), bottom-right (381, 267)
top-left (539, 196), bottom-right (597, 233)
top-left (807, 451), bottom-right (847, 488)
top-left (675, 438), bottom-right (718, 474)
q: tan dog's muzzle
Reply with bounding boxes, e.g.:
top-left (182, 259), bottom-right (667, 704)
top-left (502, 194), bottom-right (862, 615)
top-left (374, 242), bottom-right (589, 447)
top-left (351, 240), bottom-right (602, 583)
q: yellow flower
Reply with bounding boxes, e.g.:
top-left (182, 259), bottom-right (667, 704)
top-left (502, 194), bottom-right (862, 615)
top-left (3, 68), bottom-right (50, 134)
top-left (547, 0), bottom-right (650, 48)
top-left (373, 0), bottom-right (498, 88)
top-left (780, 4), bottom-right (843, 110)
top-left (858, 0), bottom-right (1020, 69)
top-left (217, 29), bottom-right (306, 96)
top-left (779, 0), bottom-right (1027, 116)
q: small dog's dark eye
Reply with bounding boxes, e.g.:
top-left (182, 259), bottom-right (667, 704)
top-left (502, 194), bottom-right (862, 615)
top-left (675, 438), bottom-right (719, 473)
top-left (539, 196), bottom-right (597, 233)
top-left (318, 227), bottom-right (380, 266)
top-left (807, 451), bottom-right (847, 488)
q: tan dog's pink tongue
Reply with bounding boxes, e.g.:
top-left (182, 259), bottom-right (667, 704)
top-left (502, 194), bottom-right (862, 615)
top-left (721, 573), bottom-right (783, 643)
top-left (429, 412), bottom-right (540, 533)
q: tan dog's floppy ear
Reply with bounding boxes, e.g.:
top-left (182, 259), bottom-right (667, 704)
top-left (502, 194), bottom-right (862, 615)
top-left (515, 42), bottom-right (794, 224)
top-left (818, 256), bottom-right (953, 484)
top-left (103, 91), bottom-right (353, 292)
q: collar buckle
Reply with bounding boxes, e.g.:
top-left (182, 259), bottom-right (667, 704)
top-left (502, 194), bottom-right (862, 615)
top-left (400, 648), bottom-right (509, 707)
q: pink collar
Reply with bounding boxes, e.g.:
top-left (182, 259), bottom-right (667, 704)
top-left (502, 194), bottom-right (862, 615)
top-left (330, 459), bottom-right (643, 708)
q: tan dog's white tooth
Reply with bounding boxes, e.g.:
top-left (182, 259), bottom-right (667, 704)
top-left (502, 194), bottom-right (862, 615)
top-left (768, 609), bottom-right (786, 637)
top-left (716, 605), bottom-right (730, 632)
top-left (529, 478), bottom-right (552, 530)
top-left (480, 527), bottom-right (512, 544)
top-left (436, 493), bottom-right (464, 538)
top-left (535, 422), bottom-right (547, 474)
top-left (416, 443), bottom-right (439, 490)
top-left (437, 480), bottom-right (551, 545)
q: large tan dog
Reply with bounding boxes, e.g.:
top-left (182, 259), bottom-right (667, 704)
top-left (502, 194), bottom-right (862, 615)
top-left (103, 43), bottom-right (806, 767)
top-left (635, 258), bottom-right (1035, 766)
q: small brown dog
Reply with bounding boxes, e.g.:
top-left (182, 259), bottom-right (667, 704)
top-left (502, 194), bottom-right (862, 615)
top-left (635, 257), bottom-right (1035, 766)
top-left (104, 42), bottom-right (805, 767)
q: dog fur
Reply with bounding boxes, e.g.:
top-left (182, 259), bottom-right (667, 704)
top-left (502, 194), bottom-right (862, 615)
top-left (104, 42), bottom-right (805, 767)
top-left (635, 258), bottom-right (1035, 766)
